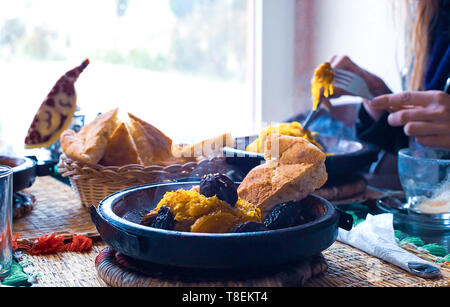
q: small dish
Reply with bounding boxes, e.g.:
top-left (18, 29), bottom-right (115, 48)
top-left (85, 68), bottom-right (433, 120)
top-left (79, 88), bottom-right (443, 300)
top-left (0, 155), bottom-right (56, 192)
top-left (377, 192), bottom-right (450, 232)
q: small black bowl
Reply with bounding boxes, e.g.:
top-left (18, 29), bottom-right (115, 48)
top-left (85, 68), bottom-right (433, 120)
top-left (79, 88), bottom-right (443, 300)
top-left (0, 155), bottom-right (57, 193)
top-left (223, 135), bottom-right (379, 182)
top-left (91, 180), bottom-right (352, 269)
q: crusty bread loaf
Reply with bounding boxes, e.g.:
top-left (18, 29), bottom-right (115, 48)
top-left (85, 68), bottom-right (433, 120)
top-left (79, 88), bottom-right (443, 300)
top-left (264, 132), bottom-right (325, 165)
top-left (60, 108), bottom-right (119, 165)
top-left (60, 109), bottom-right (230, 167)
top-left (127, 113), bottom-right (174, 166)
top-left (100, 122), bottom-right (141, 166)
top-left (238, 134), bottom-right (327, 214)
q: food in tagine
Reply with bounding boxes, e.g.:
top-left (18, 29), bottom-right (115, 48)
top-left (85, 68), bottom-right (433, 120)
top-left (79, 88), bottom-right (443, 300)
top-left (199, 173), bottom-right (238, 206)
top-left (238, 133), bottom-right (327, 215)
top-left (59, 109), bottom-right (232, 167)
top-left (141, 134), bottom-right (327, 233)
top-left (141, 173), bottom-right (262, 233)
top-left (246, 121), bottom-right (323, 152)
top-left (231, 221), bottom-right (267, 233)
top-left (25, 59), bottom-right (90, 149)
top-left (311, 62), bottom-right (334, 111)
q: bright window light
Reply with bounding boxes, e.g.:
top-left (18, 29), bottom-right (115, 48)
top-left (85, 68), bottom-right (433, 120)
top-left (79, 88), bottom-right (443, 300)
top-left (0, 0), bottom-right (255, 154)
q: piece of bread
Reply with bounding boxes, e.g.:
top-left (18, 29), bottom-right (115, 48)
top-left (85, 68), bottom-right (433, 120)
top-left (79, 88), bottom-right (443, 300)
top-left (127, 113), bottom-right (174, 166)
top-left (100, 122), bottom-right (141, 166)
top-left (172, 133), bottom-right (234, 159)
top-left (237, 134), bottom-right (327, 214)
top-left (60, 109), bottom-right (230, 167)
top-left (60, 108), bottom-right (119, 165)
top-left (264, 132), bottom-right (325, 165)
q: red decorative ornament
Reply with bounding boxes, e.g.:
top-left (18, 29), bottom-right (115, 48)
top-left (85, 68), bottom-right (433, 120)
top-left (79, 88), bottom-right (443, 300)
top-left (12, 232), bottom-right (93, 255)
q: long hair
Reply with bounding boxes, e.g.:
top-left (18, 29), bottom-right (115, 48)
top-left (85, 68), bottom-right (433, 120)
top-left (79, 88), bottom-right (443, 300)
top-left (404, 0), bottom-right (440, 90)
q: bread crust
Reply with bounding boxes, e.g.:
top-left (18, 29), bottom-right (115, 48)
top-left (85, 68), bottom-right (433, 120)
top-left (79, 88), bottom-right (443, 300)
top-left (238, 134), bottom-right (327, 214)
top-left (60, 109), bottom-right (230, 167)
top-left (60, 108), bottom-right (119, 165)
top-left (100, 122), bottom-right (141, 166)
top-left (127, 113), bottom-right (173, 166)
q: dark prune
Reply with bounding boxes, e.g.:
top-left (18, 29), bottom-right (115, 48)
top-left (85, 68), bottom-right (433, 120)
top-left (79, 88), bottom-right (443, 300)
top-left (148, 206), bottom-right (176, 230)
top-left (140, 211), bottom-right (157, 226)
top-left (232, 221), bottom-right (268, 233)
top-left (199, 173), bottom-right (238, 206)
top-left (263, 202), bottom-right (303, 230)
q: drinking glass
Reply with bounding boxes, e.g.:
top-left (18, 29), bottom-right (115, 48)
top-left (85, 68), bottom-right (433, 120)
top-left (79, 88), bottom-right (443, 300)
top-left (0, 166), bottom-right (13, 278)
top-left (398, 148), bottom-right (450, 215)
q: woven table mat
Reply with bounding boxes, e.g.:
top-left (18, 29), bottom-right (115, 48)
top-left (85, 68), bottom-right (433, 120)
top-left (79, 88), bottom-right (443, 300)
top-left (28, 241), bottom-right (449, 287)
top-left (13, 176), bottom-right (99, 243)
top-left (28, 242), bottom-right (108, 287)
top-left (95, 248), bottom-right (328, 287)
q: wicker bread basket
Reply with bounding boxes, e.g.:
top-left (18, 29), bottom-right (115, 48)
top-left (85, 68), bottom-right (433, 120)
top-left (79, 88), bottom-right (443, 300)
top-left (58, 154), bottom-right (229, 208)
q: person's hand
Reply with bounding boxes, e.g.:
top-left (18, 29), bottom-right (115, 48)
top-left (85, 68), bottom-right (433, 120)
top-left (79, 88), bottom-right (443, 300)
top-left (369, 90), bottom-right (450, 149)
top-left (322, 55), bottom-right (392, 121)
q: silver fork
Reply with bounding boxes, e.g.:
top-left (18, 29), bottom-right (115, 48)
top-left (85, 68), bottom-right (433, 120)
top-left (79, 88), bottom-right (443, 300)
top-left (333, 68), bottom-right (374, 100)
top-left (302, 68), bottom-right (374, 131)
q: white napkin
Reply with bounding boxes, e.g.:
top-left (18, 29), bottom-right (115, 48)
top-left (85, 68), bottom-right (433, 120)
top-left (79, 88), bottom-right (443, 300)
top-left (337, 213), bottom-right (441, 279)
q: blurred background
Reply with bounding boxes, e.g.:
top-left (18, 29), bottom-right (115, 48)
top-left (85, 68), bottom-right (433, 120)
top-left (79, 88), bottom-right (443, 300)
top-left (0, 0), bottom-right (405, 155)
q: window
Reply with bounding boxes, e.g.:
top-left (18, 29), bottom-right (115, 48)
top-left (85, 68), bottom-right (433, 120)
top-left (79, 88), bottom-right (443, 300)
top-left (0, 0), bottom-right (407, 157)
top-left (0, 0), bottom-right (257, 155)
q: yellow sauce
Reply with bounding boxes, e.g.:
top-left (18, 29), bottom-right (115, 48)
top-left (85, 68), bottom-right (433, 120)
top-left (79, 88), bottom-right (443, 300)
top-left (311, 62), bottom-right (334, 111)
top-left (246, 121), bottom-right (323, 152)
top-left (144, 189), bottom-right (262, 233)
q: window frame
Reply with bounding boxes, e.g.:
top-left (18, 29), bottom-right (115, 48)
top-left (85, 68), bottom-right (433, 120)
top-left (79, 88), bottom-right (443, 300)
top-left (253, 0), bottom-right (297, 129)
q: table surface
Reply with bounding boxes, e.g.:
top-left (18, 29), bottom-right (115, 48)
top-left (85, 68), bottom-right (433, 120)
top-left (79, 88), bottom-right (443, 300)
top-left (26, 240), bottom-right (449, 287)
top-left (13, 177), bottom-right (450, 287)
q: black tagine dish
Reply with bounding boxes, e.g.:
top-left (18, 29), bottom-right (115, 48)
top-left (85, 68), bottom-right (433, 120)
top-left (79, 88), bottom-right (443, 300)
top-left (90, 180), bottom-right (353, 269)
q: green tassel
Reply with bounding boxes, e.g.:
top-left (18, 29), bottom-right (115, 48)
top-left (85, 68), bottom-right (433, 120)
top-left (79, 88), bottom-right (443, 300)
top-left (422, 244), bottom-right (447, 257)
top-left (400, 236), bottom-right (425, 247)
top-left (354, 218), bottom-right (365, 226)
top-left (394, 230), bottom-right (403, 240)
top-left (346, 211), bottom-right (359, 224)
top-left (1, 260), bottom-right (29, 286)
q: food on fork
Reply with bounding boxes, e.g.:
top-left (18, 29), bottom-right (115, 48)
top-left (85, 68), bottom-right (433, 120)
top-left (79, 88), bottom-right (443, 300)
top-left (246, 121), bottom-right (323, 152)
top-left (25, 59), bottom-right (90, 149)
top-left (238, 134), bottom-right (327, 215)
top-left (311, 62), bottom-right (334, 111)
